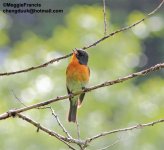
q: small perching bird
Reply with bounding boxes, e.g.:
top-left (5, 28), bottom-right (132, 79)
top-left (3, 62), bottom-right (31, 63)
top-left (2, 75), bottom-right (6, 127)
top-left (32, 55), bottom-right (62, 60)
top-left (66, 49), bottom-right (90, 122)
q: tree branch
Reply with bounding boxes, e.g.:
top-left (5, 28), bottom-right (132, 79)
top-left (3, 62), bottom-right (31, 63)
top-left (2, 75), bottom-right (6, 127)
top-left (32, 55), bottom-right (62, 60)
top-left (103, 0), bottom-right (107, 36)
top-left (16, 113), bottom-right (164, 149)
top-left (17, 113), bottom-right (77, 150)
top-left (0, 1), bottom-right (163, 150)
top-left (82, 0), bottom-right (164, 49)
top-left (0, 53), bottom-right (72, 76)
top-left (0, 63), bottom-right (163, 120)
top-left (0, 0), bottom-right (163, 77)
top-left (40, 106), bottom-right (72, 139)
top-left (85, 119), bottom-right (164, 144)
top-left (96, 139), bottom-right (120, 150)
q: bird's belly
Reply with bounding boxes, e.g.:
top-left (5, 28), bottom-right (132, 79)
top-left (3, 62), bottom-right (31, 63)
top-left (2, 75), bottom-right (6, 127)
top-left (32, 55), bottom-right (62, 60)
top-left (67, 79), bottom-right (84, 92)
top-left (66, 64), bottom-right (89, 92)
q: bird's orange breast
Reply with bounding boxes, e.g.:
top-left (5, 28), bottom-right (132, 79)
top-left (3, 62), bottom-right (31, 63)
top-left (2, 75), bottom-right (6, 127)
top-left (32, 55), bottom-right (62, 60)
top-left (66, 54), bottom-right (90, 82)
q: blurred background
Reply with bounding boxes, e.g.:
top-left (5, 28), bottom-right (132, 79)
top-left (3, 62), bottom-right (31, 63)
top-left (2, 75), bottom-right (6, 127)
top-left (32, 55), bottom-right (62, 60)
top-left (0, 0), bottom-right (164, 149)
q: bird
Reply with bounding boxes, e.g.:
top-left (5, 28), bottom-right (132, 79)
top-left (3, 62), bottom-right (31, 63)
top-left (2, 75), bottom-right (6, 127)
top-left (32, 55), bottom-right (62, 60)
top-left (66, 49), bottom-right (90, 122)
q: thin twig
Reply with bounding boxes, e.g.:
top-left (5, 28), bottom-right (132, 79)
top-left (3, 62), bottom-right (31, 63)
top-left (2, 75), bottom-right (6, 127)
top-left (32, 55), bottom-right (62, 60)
top-left (42, 106), bottom-right (72, 139)
top-left (0, 0), bottom-right (163, 77)
top-left (17, 113), bottom-right (77, 150)
top-left (0, 63), bottom-right (163, 120)
top-left (50, 107), bottom-right (72, 139)
top-left (0, 53), bottom-right (72, 76)
top-left (83, 0), bottom-right (164, 49)
top-left (10, 92), bottom-right (73, 139)
top-left (148, 0), bottom-right (164, 16)
top-left (16, 114), bottom-right (164, 149)
top-left (103, 0), bottom-right (107, 35)
top-left (11, 89), bottom-right (27, 107)
top-left (86, 119), bottom-right (164, 144)
top-left (39, 106), bottom-right (86, 149)
top-left (76, 120), bottom-right (81, 140)
top-left (11, 92), bottom-right (72, 139)
top-left (0, 1), bottom-right (163, 150)
top-left (97, 139), bottom-right (120, 150)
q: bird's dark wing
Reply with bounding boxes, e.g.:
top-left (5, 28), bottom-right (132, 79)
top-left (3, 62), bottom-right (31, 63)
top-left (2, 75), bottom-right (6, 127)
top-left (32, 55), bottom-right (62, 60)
top-left (88, 66), bottom-right (90, 76)
top-left (78, 66), bottom-right (90, 107)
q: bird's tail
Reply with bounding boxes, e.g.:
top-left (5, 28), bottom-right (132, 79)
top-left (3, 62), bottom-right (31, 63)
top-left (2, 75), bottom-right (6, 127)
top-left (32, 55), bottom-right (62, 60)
top-left (68, 102), bottom-right (77, 122)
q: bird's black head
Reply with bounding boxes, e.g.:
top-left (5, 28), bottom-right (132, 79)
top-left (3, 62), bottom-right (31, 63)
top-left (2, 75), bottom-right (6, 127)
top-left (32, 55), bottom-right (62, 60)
top-left (74, 49), bottom-right (89, 65)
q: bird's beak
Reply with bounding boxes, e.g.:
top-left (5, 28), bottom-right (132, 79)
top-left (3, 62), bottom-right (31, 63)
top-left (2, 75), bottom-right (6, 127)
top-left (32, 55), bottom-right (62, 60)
top-left (73, 49), bottom-right (78, 55)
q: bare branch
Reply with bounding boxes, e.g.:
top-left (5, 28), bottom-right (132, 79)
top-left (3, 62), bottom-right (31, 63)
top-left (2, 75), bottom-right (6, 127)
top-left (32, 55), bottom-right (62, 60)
top-left (41, 106), bottom-right (72, 139)
top-left (97, 139), bottom-right (120, 150)
top-left (148, 0), bottom-right (164, 16)
top-left (13, 114), bottom-right (164, 149)
top-left (0, 1), bottom-right (163, 150)
top-left (17, 113), bottom-right (77, 150)
top-left (86, 119), bottom-right (164, 144)
top-left (76, 120), bottom-right (81, 140)
top-left (51, 108), bottom-right (72, 139)
top-left (0, 53), bottom-right (72, 76)
top-left (0, 0), bottom-right (163, 77)
top-left (11, 89), bottom-right (27, 107)
top-left (39, 107), bottom-right (84, 150)
top-left (0, 63), bottom-right (163, 120)
top-left (83, 0), bottom-right (164, 49)
top-left (103, 0), bottom-right (107, 35)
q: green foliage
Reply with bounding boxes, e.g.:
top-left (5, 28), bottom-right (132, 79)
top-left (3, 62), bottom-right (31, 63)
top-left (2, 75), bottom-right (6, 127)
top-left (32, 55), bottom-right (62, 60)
top-left (0, 2), bottom-right (163, 150)
top-left (0, 12), bottom-right (10, 46)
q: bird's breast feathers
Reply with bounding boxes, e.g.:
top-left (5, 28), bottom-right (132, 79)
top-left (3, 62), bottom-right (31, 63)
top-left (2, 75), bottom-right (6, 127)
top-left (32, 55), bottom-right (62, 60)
top-left (66, 61), bottom-right (90, 83)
